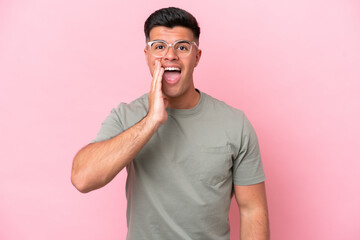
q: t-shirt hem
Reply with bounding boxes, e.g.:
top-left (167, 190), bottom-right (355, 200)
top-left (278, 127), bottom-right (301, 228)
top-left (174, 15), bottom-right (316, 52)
top-left (233, 176), bottom-right (266, 186)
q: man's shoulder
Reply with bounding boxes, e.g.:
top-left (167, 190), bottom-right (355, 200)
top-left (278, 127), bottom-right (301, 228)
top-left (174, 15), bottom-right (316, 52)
top-left (201, 91), bottom-right (245, 119)
top-left (129, 93), bottom-right (149, 107)
top-left (114, 93), bottom-right (149, 112)
top-left (108, 93), bottom-right (149, 124)
top-left (201, 91), bottom-right (257, 140)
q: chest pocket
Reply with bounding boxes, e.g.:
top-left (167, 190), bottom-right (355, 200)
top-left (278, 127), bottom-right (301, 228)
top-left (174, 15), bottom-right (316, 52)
top-left (188, 145), bottom-right (233, 187)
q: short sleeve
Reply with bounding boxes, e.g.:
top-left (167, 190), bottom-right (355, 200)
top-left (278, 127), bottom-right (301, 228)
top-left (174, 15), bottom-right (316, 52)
top-left (90, 107), bottom-right (125, 143)
top-left (232, 114), bottom-right (266, 185)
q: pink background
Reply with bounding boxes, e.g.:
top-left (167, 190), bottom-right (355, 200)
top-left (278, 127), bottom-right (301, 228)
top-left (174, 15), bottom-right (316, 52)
top-left (1, 0), bottom-right (360, 239)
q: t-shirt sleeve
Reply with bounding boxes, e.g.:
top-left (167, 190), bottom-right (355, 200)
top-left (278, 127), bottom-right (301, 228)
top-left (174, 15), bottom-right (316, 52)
top-left (232, 114), bottom-right (266, 185)
top-left (90, 106), bottom-right (125, 143)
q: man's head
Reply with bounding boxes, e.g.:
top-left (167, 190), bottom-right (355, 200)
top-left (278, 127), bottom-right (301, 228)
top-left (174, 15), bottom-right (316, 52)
top-left (144, 7), bottom-right (202, 106)
top-left (144, 7), bottom-right (200, 44)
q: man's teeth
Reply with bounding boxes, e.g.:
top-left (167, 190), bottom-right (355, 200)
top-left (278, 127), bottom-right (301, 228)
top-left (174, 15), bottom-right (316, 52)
top-left (164, 67), bottom-right (181, 71)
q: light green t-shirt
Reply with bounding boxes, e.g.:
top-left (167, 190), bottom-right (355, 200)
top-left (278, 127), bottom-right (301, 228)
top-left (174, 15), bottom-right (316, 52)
top-left (91, 90), bottom-right (265, 240)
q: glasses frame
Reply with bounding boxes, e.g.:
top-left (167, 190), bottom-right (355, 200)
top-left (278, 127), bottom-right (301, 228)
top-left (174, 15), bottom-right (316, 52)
top-left (147, 40), bottom-right (199, 58)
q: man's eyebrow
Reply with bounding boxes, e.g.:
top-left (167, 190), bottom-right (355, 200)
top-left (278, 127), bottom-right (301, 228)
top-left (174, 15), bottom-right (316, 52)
top-left (150, 39), bottom-right (191, 43)
top-left (176, 40), bottom-right (191, 43)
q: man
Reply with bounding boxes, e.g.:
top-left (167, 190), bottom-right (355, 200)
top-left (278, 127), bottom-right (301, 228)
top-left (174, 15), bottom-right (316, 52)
top-left (71, 7), bottom-right (269, 240)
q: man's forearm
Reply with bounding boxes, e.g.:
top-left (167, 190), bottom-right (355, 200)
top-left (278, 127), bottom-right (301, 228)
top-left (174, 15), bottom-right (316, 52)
top-left (71, 115), bottom-right (160, 193)
top-left (240, 207), bottom-right (270, 240)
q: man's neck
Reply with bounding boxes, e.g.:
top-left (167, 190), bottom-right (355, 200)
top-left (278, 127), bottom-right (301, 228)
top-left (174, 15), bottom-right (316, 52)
top-left (166, 88), bottom-right (200, 109)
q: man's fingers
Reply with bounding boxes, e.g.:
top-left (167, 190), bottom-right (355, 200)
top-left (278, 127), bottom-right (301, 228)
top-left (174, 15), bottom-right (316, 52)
top-left (154, 60), bottom-right (164, 91)
top-left (151, 60), bottom-right (159, 92)
top-left (156, 67), bottom-right (164, 92)
top-left (151, 60), bottom-right (163, 92)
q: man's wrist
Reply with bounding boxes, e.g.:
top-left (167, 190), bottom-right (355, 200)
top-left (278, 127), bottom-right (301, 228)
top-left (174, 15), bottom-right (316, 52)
top-left (143, 114), bottom-right (163, 132)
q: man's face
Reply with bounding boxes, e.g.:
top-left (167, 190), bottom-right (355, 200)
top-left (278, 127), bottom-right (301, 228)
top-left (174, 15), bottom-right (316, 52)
top-left (144, 26), bottom-right (201, 100)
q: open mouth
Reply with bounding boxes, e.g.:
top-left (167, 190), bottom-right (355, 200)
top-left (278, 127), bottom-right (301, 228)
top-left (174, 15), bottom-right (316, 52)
top-left (163, 67), bottom-right (181, 84)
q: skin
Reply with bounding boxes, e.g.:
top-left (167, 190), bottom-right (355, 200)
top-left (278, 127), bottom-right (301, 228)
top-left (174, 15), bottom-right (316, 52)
top-left (71, 25), bottom-right (269, 239)
top-left (235, 183), bottom-right (270, 239)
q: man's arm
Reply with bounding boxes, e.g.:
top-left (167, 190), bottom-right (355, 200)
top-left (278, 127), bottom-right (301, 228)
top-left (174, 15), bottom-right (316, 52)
top-left (71, 60), bottom-right (166, 193)
top-left (234, 182), bottom-right (270, 240)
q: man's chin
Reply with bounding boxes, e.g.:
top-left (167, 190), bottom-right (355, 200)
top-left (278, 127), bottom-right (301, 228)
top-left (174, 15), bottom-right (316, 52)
top-left (162, 90), bottom-right (179, 99)
top-left (162, 86), bottom-right (183, 99)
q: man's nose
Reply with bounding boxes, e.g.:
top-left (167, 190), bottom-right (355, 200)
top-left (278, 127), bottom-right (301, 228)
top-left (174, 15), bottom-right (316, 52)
top-left (163, 46), bottom-right (178, 60)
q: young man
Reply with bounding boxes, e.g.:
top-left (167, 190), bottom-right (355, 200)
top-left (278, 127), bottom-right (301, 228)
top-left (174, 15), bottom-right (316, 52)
top-left (71, 7), bottom-right (269, 240)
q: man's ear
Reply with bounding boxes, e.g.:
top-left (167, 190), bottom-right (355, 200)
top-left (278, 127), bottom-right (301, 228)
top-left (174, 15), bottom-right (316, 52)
top-left (194, 49), bottom-right (202, 67)
top-left (144, 47), bottom-right (149, 65)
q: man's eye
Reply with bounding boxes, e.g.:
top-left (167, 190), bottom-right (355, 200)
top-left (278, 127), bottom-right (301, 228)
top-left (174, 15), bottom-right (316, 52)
top-left (152, 43), bottom-right (166, 51)
top-left (176, 44), bottom-right (190, 51)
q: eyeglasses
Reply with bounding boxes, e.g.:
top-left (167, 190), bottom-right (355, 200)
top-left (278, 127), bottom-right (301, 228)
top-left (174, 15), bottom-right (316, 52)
top-left (147, 40), bottom-right (198, 58)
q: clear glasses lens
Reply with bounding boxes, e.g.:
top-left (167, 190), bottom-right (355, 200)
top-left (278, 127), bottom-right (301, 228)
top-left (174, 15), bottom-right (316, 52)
top-left (150, 42), bottom-right (168, 57)
top-left (150, 41), bottom-right (192, 58)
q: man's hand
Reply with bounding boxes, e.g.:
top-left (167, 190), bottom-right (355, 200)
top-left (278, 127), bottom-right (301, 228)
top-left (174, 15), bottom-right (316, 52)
top-left (147, 59), bottom-right (168, 127)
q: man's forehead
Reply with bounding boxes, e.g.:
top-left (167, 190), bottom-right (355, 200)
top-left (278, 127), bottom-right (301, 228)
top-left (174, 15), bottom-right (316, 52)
top-left (148, 26), bottom-right (194, 41)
